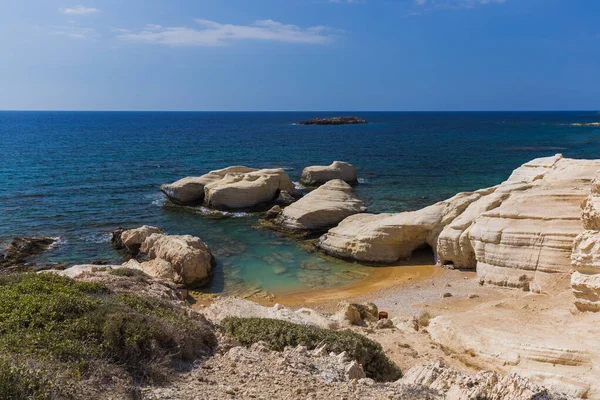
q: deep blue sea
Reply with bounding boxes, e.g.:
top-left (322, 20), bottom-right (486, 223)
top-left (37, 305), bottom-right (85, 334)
top-left (2, 111), bottom-right (600, 294)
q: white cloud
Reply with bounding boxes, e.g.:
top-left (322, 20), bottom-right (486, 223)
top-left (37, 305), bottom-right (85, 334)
top-left (61, 5), bottom-right (99, 15)
top-left (117, 19), bottom-right (339, 46)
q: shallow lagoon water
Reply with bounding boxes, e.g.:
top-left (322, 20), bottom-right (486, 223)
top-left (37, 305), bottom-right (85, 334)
top-left (1, 111), bottom-right (600, 294)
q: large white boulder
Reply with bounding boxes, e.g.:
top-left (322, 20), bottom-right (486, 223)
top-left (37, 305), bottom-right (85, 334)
top-left (139, 233), bottom-right (214, 286)
top-left (274, 179), bottom-right (366, 231)
top-left (161, 166), bottom-right (257, 205)
top-left (300, 161), bottom-right (358, 186)
top-left (162, 166), bottom-right (299, 210)
top-left (204, 168), bottom-right (299, 210)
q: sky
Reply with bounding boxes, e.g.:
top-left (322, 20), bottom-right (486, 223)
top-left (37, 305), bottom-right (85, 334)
top-left (0, 0), bottom-right (599, 111)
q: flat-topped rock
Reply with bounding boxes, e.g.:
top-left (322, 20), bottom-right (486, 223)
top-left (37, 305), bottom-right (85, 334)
top-left (274, 179), bottom-right (366, 232)
top-left (318, 154), bottom-right (600, 293)
top-left (297, 116), bottom-right (367, 125)
top-left (162, 167), bottom-right (300, 210)
top-left (300, 161), bottom-right (358, 187)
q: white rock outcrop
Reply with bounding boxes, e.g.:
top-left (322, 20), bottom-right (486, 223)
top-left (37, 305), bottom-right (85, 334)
top-left (300, 161), bottom-right (358, 186)
top-left (161, 166), bottom-right (299, 209)
top-left (204, 168), bottom-right (299, 210)
top-left (571, 174), bottom-right (600, 312)
top-left (274, 179), bottom-right (366, 231)
top-left (139, 233), bottom-right (215, 286)
top-left (120, 225), bottom-right (161, 254)
top-left (318, 155), bottom-right (600, 292)
top-left (161, 166), bottom-right (257, 205)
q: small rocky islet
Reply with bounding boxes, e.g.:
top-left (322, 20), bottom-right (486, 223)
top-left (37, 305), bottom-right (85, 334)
top-left (297, 116), bottom-right (368, 125)
top-left (3, 155), bottom-right (600, 398)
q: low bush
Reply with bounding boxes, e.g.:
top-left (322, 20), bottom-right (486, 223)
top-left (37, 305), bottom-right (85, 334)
top-left (108, 268), bottom-right (147, 278)
top-left (220, 317), bottom-right (402, 382)
top-left (0, 273), bottom-right (217, 398)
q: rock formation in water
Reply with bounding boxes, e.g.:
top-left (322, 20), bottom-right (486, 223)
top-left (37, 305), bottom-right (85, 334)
top-left (0, 236), bottom-right (57, 271)
top-left (297, 116), bottom-right (367, 125)
top-left (318, 154), bottom-right (600, 293)
top-left (300, 161), bottom-right (358, 187)
top-left (111, 227), bottom-right (215, 286)
top-left (161, 166), bottom-right (300, 210)
top-left (273, 179), bottom-right (366, 232)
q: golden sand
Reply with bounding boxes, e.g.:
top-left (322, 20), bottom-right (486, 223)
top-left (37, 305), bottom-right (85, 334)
top-left (252, 253), bottom-right (440, 308)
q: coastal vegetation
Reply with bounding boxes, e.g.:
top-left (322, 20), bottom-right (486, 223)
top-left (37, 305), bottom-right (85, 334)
top-left (0, 273), bottom-right (216, 398)
top-left (220, 316), bottom-right (402, 382)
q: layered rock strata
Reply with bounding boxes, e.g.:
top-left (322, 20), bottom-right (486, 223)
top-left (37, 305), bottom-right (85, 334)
top-left (273, 179), bottom-right (366, 232)
top-left (318, 155), bottom-right (600, 292)
top-left (300, 161), bottom-right (358, 186)
top-left (161, 166), bottom-right (299, 209)
top-left (571, 174), bottom-right (600, 312)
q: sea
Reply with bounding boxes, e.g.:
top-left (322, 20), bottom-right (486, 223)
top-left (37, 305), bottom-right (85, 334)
top-left (1, 111), bottom-right (599, 295)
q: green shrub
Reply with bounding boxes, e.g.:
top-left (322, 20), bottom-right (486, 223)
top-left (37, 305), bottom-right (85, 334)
top-left (108, 268), bottom-right (147, 278)
top-left (0, 358), bottom-right (52, 400)
top-left (0, 273), bottom-right (217, 396)
top-left (220, 317), bottom-right (402, 382)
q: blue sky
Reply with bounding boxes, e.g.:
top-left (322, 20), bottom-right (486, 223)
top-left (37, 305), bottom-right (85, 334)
top-left (1, 0), bottom-right (599, 111)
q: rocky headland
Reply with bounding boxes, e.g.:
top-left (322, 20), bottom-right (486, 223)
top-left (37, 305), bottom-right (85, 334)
top-left (297, 116), bottom-right (368, 125)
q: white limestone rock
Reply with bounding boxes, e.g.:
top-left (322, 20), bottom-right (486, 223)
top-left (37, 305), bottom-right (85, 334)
top-left (139, 233), bottom-right (214, 286)
top-left (161, 166), bottom-right (257, 205)
top-left (300, 161), bottom-right (358, 186)
top-left (275, 179), bottom-right (366, 231)
top-left (120, 225), bottom-right (161, 254)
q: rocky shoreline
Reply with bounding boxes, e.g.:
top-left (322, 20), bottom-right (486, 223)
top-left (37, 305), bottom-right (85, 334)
top-left (3, 155), bottom-right (600, 398)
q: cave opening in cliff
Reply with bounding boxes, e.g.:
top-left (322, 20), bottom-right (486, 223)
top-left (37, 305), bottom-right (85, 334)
top-left (410, 244), bottom-right (436, 265)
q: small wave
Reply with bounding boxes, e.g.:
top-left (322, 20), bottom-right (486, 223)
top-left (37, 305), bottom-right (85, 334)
top-left (570, 122), bottom-right (600, 127)
top-left (49, 236), bottom-right (66, 248)
top-left (293, 181), bottom-right (304, 190)
top-left (187, 206), bottom-right (250, 218)
top-left (507, 146), bottom-right (567, 151)
top-left (81, 232), bottom-right (111, 244)
top-left (146, 192), bottom-right (167, 207)
top-left (357, 178), bottom-right (369, 184)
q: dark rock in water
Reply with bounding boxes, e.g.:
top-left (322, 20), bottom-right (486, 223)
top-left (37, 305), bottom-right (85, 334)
top-left (275, 190), bottom-right (297, 206)
top-left (111, 228), bottom-right (126, 250)
top-left (265, 205), bottom-right (282, 219)
top-left (297, 116), bottom-right (367, 126)
top-left (0, 237), bottom-right (56, 271)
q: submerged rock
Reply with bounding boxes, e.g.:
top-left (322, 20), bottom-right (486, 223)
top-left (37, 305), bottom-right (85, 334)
top-left (162, 166), bottom-right (300, 210)
top-left (274, 179), bottom-right (366, 232)
top-left (300, 161), bottom-right (358, 187)
top-left (297, 116), bottom-right (367, 125)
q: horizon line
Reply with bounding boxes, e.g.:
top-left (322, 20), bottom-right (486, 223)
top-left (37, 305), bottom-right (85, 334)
top-left (0, 109), bottom-right (599, 113)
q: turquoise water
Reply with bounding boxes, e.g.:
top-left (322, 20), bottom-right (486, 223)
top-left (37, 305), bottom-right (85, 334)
top-left (2, 111), bottom-right (600, 294)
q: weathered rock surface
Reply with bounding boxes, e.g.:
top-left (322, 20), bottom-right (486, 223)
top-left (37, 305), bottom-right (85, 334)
top-left (204, 297), bottom-right (338, 330)
top-left (204, 168), bottom-right (299, 210)
top-left (297, 116), bottom-right (367, 125)
top-left (0, 236), bottom-right (56, 271)
top-left (139, 233), bottom-right (215, 286)
top-left (119, 225), bottom-right (161, 255)
top-left (162, 166), bottom-right (299, 210)
top-left (571, 174), bottom-right (600, 312)
top-left (161, 166), bottom-right (257, 205)
top-left (300, 161), bottom-right (358, 186)
top-left (318, 155), bottom-right (600, 292)
top-left (274, 180), bottom-right (366, 231)
top-left (427, 292), bottom-right (599, 398)
top-left (399, 361), bottom-right (572, 400)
